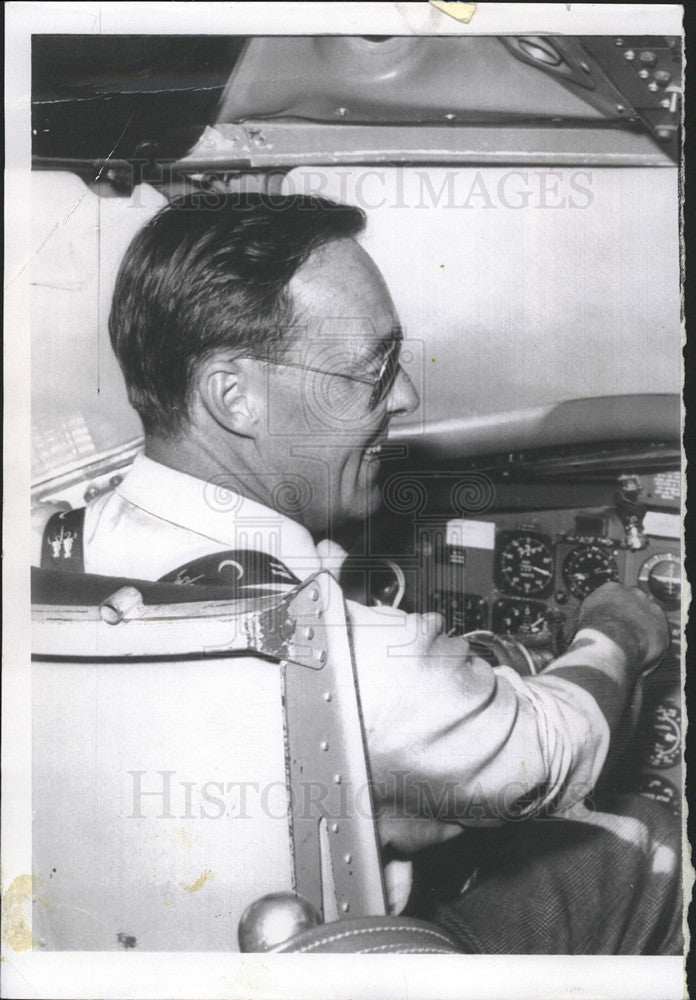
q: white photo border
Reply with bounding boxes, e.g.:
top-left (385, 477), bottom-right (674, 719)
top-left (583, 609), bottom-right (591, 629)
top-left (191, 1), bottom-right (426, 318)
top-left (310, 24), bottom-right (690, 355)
top-left (3, 4), bottom-right (687, 998)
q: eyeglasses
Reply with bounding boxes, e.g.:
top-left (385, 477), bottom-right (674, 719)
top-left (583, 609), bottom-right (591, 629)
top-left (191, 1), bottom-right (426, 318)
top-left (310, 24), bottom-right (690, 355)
top-left (257, 340), bottom-right (402, 410)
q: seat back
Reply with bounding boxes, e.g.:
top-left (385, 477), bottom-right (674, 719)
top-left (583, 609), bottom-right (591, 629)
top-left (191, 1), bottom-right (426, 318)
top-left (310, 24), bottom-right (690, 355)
top-left (32, 570), bottom-right (386, 951)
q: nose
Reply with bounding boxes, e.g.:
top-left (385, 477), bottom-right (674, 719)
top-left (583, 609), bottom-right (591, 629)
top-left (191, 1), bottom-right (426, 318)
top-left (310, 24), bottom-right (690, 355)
top-left (388, 365), bottom-right (420, 417)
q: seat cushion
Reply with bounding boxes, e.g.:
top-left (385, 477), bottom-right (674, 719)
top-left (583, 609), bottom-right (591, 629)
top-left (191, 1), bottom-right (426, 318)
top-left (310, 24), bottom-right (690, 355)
top-left (272, 915), bottom-right (465, 954)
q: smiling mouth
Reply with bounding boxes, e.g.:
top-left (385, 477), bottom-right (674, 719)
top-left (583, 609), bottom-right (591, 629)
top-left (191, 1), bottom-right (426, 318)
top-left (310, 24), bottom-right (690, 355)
top-left (363, 442), bottom-right (383, 460)
top-left (363, 427), bottom-right (389, 461)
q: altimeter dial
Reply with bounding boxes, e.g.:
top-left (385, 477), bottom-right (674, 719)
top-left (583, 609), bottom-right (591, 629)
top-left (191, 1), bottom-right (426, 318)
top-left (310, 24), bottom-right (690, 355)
top-left (496, 533), bottom-right (554, 597)
top-left (562, 544), bottom-right (618, 600)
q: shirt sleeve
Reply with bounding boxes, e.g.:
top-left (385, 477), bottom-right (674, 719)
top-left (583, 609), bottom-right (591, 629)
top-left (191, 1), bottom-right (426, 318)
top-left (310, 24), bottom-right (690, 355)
top-left (346, 601), bottom-right (611, 827)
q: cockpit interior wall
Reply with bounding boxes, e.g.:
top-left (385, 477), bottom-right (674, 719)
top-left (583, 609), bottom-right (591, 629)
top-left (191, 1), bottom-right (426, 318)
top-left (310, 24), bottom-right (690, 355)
top-left (31, 175), bottom-right (166, 478)
top-left (31, 165), bottom-right (679, 480)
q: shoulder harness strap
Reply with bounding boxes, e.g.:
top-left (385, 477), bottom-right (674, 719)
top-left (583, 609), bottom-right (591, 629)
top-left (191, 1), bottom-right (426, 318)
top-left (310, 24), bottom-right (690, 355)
top-left (41, 508), bottom-right (86, 574)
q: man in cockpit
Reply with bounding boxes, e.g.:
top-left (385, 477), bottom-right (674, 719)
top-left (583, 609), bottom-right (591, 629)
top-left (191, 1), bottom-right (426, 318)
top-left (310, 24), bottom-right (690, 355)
top-left (34, 194), bottom-right (681, 953)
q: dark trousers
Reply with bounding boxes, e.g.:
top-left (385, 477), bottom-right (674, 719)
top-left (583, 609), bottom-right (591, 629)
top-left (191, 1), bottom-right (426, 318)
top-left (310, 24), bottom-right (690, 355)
top-left (407, 795), bottom-right (682, 954)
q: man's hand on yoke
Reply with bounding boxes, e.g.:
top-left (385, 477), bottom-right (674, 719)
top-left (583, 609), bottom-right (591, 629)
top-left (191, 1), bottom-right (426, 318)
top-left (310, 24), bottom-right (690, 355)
top-left (576, 581), bottom-right (670, 678)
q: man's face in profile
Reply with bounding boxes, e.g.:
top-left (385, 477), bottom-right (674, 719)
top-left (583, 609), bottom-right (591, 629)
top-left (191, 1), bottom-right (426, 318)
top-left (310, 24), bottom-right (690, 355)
top-left (258, 238), bottom-right (419, 535)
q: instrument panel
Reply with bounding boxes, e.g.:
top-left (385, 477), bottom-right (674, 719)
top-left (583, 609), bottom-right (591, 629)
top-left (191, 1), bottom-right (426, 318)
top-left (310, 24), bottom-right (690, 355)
top-left (422, 513), bottom-right (681, 650)
top-left (412, 467), bottom-right (682, 656)
top-left (408, 467), bottom-right (682, 814)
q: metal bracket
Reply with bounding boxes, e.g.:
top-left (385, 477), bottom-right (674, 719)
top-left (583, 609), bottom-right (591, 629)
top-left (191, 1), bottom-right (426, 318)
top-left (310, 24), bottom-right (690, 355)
top-left (280, 572), bottom-right (387, 920)
top-left (237, 572), bottom-right (329, 669)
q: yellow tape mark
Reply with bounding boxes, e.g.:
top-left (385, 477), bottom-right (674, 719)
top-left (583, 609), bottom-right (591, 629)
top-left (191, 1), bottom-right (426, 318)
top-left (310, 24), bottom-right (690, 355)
top-left (1, 875), bottom-right (39, 952)
top-left (175, 827), bottom-right (199, 850)
top-left (181, 869), bottom-right (215, 893)
top-left (429, 2), bottom-right (477, 23)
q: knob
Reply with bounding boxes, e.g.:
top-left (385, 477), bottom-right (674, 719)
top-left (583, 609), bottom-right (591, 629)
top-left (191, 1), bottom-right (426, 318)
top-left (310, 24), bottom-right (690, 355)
top-left (647, 558), bottom-right (681, 605)
top-left (238, 893), bottom-right (321, 952)
top-left (84, 483), bottom-right (100, 502)
top-left (98, 586), bottom-right (143, 625)
top-left (615, 477), bottom-right (647, 551)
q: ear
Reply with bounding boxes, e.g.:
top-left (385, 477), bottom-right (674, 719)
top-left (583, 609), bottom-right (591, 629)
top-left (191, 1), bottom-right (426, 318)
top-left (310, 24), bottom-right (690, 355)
top-left (197, 358), bottom-right (260, 438)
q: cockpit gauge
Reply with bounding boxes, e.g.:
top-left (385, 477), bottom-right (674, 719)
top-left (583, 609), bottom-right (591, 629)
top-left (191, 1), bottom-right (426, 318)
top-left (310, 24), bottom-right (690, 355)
top-left (638, 552), bottom-right (681, 605)
top-left (640, 700), bottom-right (681, 770)
top-left (462, 594), bottom-right (488, 631)
top-left (561, 544), bottom-right (618, 600)
top-left (492, 598), bottom-right (549, 637)
top-left (636, 775), bottom-right (680, 816)
top-left (495, 532), bottom-right (554, 597)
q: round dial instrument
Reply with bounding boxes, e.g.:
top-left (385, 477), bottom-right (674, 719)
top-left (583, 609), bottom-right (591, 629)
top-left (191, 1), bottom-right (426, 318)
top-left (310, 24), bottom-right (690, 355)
top-left (561, 544), bottom-right (618, 600)
top-left (637, 775), bottom-right (680, 816)
top-left (638, 552), bottom-right (681, 605)
top-left (496, 533), bottom-right (554, 596)
top-left (462, 594), bottom-right (488, 631)
top-left (640, 700), bottom-right (681, 770)
top-left (492, 599), bottom-right (548, 637)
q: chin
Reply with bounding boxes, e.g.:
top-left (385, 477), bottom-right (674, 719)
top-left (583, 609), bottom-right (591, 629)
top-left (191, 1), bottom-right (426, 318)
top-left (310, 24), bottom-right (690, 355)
top-left (366, 480), bottom-right (382, 514)
top-left (334, 461), bottom-right (382, 528)
top-left (341, 483), bottom-right (382, 527)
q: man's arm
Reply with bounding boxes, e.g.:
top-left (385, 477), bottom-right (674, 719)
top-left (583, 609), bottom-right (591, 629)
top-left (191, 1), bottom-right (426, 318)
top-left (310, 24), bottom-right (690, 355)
top-left (542, 581), bottom-right (669, 731)
top-left (348, 582), bottom-right (669, 836)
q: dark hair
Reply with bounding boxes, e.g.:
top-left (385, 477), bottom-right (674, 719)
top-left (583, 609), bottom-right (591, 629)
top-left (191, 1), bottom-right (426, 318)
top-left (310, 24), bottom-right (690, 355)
top-left (108, 193), bottom-right (366, 435)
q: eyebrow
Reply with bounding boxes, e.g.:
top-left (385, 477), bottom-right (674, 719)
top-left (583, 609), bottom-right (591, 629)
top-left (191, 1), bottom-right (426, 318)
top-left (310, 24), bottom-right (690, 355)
top-left (360, 324), bottom-right (404, 368)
